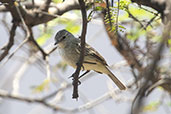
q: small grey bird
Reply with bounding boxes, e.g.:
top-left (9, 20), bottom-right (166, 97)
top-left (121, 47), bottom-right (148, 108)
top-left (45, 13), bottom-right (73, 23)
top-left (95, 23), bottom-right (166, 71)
top-left (54, 29), bottom-right (126, 90)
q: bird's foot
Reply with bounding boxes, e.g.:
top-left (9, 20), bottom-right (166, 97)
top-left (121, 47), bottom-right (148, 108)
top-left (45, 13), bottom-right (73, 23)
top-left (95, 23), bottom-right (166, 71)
top-left (69, 73), bottom-right (81, 85)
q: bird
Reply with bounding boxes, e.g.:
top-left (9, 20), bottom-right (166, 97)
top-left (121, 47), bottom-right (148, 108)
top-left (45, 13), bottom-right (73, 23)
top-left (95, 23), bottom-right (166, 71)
top-left (54, 29), bottom-right (126, 90)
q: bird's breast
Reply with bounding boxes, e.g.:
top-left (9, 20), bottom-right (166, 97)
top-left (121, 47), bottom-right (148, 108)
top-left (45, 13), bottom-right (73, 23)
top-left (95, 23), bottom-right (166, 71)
top-left (58, 46), bottom-right (79, 68)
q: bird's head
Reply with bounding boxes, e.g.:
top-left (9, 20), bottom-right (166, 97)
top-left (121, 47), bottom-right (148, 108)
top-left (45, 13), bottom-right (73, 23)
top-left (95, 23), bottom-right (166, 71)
top-left (54, 29), bottom-right (72, 45)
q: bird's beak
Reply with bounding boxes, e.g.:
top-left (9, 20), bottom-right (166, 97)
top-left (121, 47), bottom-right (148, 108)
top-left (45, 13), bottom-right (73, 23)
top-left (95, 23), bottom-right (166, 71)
top-left (54, 40), bottom-right (59, 45)
top-left (54, 42), bottom-right (57, 45)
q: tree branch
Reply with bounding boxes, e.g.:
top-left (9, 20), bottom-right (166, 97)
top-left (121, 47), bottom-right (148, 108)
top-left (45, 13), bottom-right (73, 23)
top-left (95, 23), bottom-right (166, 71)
top-left (102, 10), bottom-right (143, 71)
top-left (72, 0), bottom-right (87, 99)
top-left (0, 0), bottom-right (80, 26)
top-left (28, 27), bottom-right (47, 60)
top-left (131, 14), bottom-right (171, 114)
top-left (0, 1), bottom-right (30, 67)
top-left (0, 23), bottom-right (17, 61)
top-left (106, 0), bottom-right (112, 28)
top-left (42, 0), bottom-right (52, 12)
top-left (0, 89), bottom-right (70, 112)
top-left (131, 0), bottom-right (166, 19)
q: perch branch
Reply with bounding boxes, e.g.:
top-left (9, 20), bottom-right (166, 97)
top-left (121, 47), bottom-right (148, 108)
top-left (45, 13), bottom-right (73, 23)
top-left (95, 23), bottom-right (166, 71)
top-left (72, 0), bottom-right (87, 99)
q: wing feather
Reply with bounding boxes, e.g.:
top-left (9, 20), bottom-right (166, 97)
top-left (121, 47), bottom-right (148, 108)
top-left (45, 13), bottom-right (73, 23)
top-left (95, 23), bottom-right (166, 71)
top-left (75, 40), bottom-right (108, 66)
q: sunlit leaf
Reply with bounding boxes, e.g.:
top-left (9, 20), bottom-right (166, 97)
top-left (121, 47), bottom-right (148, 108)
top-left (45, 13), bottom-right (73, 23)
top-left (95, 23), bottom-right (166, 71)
top-left (118, 25), bottom-right (126, 29)
top-left (94, 6), bottom-right (104, 11)
top-left (168, 39), bottom-right (171, 45)
top-left (65, 22), bottom-right (80, 34)
top-left (129, 4), bottom-right (155, 20)
top-left (52, 0), bottom-right (63, 3)
top-left (36, 31), bottom-right (52, 46)
top-left (142, 101), bottom-right (160, 112)
top-left (119, 11), bottom-right (129, 21)
top-left (36, 11), bottom-right (81, 46)
top-left (32, 79), bottom-right (50, 93)
top-left (127, 28), bottom-right (145, 40)
top-left (54, 12), bottom-right (81, 34)
top-left (119, 0), bottom-right (131, 10)
top-left (168, 39), bottom-right (171, 52)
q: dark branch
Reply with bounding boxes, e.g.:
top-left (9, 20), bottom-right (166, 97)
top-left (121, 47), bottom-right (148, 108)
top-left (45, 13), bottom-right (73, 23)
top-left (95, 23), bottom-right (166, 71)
top-left (131, 15), bottom-right (171, 114)
top-left (28, 27), bottom-right (47, 60)
top-left (106, 0), bottom-right (112, 28)
top-left (42, 0), bottom-right (52, 12)
top-left (131, 0), bottom-right (166, 19)
top-left (0, 90), bottom-right (70, 112)
top-left (0, 23), bottom-right (17, 62)
top-left (72, 0), bottom-right (87, 99)
top-left (126, 6), bottom-right (145, 29)
top-left (102, 9), bottom-right (143, 71)
top-left (0, 0), bottom-right (80, 26)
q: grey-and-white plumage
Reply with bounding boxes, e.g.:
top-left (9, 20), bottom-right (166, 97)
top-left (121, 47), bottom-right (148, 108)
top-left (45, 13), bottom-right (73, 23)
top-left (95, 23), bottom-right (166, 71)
top-left (54, 29), bottom-right (126, 90)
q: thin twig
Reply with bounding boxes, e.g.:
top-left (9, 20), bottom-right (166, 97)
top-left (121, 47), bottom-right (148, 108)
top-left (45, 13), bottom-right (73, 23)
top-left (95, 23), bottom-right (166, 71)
top-left (125, 6), bottom-right (145, 29)
top-left (42, 83), bottom-right (72, 101)
top-left (32, 0), bottom-right (35, 7)
top-left (145, 14), bottom-right (159, 29)
top-left (36, 10), bottom-right (59, 18)
top-left (0, 38), bottom-right (28, 68)
top-left (146, 78), bottom-right (171, 96)
top-left (45, 56), bottom-right (51, 79)
top-left (106, 0), bottom-right (112, 28)
top-left (47, 46), bottom-right (58, 55)
top-left (14, 2), bottom-right (30, 38)
top-left (12, 55), bottom-right (33, 95)
top-left (116, 0), bottom-right (120, 33)
top-left (0, 89), bottom-right (70, 112)
top-left (0, 84), bottom-right (132, 113)
top-left (0, 1), bottom-right (31, 67)
top-left (43, 0), bottom-right (52, 12)
top-left (111, 0), bottom-right (114, 7)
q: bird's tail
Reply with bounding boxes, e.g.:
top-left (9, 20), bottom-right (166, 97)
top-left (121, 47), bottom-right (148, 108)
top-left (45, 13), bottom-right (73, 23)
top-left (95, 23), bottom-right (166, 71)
top-left (105, 67), bottom-right (126, 90)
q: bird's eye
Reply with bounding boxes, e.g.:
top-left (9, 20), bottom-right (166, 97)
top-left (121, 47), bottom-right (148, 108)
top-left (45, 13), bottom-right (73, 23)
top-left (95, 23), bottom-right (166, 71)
top-left (62, 36), bottom-right (66, 39)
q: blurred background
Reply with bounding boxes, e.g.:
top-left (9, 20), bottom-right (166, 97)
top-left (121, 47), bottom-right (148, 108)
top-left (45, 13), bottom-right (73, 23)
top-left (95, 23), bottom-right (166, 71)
top-left (0, 0), bottom-right (170, 114)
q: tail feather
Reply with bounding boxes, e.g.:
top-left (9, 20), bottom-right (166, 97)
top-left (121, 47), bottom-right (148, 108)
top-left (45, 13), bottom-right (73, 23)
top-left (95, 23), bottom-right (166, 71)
top-left (105, 67), bottom-right (126, 90)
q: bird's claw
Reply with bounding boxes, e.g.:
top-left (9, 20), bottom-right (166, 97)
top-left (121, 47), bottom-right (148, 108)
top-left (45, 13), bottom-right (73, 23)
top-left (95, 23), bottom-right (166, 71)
top-left (69, 74), bottom-right (81, 85)
top-left (77, 80), bottom-right (81, 85)
top-left (71, 78), bottom-right (81, 85)
top-left (68, 75), bottom-right (73, 79)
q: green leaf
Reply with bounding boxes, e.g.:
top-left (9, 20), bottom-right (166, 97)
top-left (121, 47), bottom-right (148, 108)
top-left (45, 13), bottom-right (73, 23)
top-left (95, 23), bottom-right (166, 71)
top-left (168, 39), bottom-right (171, 45)
top-left (127, 28), bottom-right (145, 40)
top-left (65, 21), bottom-right (80, 34)
top-left (168, 39), bottom-right (171, 52)
top-left (142, 101), bottom-right (160, 112)
top-left (118, 25), bottom-right (126, 29)
top-left (119, 0), bottom-right (131, 10)
top-left (52, 0), bottom-right (63, 3)
top-left (129, 4), bottom-right (155, 20)
top-left (36, 32), bottom-right (52, 46)
top-left (95, 6), bottom-right (103, 11)
top-left (31, 79), bottom-right (50, 93)
top-left (55, 12), bottom-right (81, 34)
top-left (36, 11), bottom-right (81, 46)
top-left (118, 11), bottom-right (129, 21)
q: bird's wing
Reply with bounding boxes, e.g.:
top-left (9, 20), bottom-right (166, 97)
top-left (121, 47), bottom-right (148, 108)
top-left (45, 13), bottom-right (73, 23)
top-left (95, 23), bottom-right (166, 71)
top-left (76, 40), bottom-right (108, 66)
